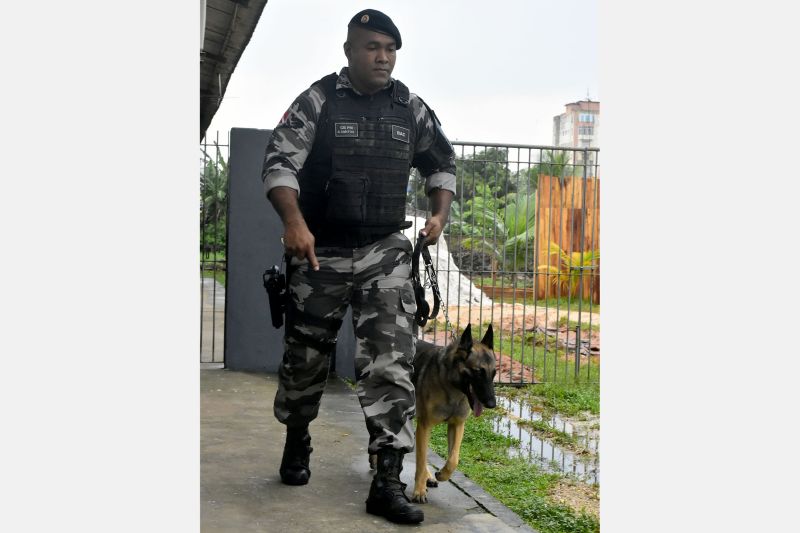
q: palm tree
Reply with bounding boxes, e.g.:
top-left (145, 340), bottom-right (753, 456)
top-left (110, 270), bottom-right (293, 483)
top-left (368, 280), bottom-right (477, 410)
top-left (200, 143), bottom-right (228, 224)
top-left (200, 144), bottom-right (228, 256)
top-left (539, 150), bottom-right (572, 178)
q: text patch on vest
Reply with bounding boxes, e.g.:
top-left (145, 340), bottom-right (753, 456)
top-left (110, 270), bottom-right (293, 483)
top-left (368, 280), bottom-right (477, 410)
top-left (335, 123), bottom-right (359, 137)
top-left (392, 125), bottom-right (410, 143)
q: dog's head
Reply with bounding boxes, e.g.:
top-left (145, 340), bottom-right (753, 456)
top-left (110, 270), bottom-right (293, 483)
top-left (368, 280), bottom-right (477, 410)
top-left (452, 324), bottom-right (497, 417)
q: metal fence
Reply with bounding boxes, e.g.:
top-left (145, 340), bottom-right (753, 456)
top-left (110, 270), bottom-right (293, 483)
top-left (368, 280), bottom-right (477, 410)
top-left (200, 132), bottom-right (229, 365)
top-left (199, 135), bottom-right (600, 383)
top-left (408, 142), bottom-right (600, 385)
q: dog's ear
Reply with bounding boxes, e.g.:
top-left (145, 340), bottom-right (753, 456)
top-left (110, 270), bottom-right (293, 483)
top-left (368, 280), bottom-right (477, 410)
top-left (459, 324), bottom-right (473, 351)
top-left (481, 324), bottom-right (493, 350)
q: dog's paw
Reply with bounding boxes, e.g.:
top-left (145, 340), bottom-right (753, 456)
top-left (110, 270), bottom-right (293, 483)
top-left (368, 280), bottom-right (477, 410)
top-left (411, 488), bottom-right (428, 503)
top-left (435, 470), bottom-right (451, 482)
top-left (426, 478), bottom-right (438, 488)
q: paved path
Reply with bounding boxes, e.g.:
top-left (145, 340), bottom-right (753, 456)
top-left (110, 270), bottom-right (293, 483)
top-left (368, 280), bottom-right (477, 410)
top-left (201, 277), bottom-right (225, 364)
top-left (201, 368), bottom-right (537, 532)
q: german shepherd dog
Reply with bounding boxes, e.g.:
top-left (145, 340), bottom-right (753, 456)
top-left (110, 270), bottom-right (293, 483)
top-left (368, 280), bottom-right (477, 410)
top-left (409, 324), bottom-right (496, 503)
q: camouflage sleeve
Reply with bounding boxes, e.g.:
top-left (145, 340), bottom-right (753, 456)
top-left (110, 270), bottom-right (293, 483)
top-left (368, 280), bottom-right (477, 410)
top-left (261, 84), bottom-right (327, 197)
top-left (409, 94), bottom-right (457, 195)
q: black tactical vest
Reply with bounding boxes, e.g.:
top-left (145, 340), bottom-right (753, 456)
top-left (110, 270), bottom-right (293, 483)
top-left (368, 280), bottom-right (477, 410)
top-left (298, 73), bottom-right (416, 247)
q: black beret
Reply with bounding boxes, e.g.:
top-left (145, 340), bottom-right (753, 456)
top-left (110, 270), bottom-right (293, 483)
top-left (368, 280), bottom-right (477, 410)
top-left (348, 9), bottom-right (402, 49)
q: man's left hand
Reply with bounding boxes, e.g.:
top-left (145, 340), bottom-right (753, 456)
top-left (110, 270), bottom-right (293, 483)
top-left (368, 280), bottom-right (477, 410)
top-left (419, 215), bottom-right (446, 245)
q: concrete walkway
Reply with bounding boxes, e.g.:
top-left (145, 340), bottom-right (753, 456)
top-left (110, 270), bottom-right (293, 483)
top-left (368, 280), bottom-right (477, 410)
top-left (201, 368), bottom-right (537, 532)
top-left (200, 277), bottom-right (225, 364)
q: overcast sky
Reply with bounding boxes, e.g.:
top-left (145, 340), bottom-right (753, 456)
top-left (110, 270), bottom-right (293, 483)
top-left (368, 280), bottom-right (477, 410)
top-left (206, 0), bottom-right (598, 146)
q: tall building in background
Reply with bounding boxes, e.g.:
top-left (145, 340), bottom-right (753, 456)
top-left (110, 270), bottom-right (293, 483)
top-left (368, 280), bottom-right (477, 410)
top-left (552, 100), bottom-right (599, 170)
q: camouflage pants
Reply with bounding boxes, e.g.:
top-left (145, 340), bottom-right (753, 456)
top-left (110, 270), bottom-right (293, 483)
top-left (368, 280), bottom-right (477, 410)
top-left (273, 232), bottom-right (418, 454)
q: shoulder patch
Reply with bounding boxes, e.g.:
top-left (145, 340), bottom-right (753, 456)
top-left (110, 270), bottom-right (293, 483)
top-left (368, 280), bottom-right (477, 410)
top-left (278, 105), bottom-right (303, 129)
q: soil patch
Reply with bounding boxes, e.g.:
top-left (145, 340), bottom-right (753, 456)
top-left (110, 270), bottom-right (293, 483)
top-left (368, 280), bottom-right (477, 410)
top-left (549, 479), bottom-right (599, 519)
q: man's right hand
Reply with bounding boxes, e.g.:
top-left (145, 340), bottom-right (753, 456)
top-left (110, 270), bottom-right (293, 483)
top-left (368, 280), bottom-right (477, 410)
top-left (283, 219), bottom-right (319, 271)
top-left (267, 186), bottom-right (319, 271)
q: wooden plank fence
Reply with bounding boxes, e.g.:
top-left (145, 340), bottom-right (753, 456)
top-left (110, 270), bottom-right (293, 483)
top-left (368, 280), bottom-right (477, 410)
top-left (535, 175), bottom-right (600, 304)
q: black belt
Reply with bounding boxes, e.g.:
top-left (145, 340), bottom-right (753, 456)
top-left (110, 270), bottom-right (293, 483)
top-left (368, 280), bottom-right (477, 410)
top-left (411, 232), bottom-right (441, 327)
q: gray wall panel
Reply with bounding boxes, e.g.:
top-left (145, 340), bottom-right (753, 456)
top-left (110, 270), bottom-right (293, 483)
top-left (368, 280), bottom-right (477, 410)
top-left (225, 127), bottom-right (284, 371)
top-left (225, 127), bottom-right (356, 378)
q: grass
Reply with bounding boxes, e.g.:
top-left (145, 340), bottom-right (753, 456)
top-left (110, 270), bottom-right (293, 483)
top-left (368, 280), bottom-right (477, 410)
top-left (497, 382), bottom-right (599, 418)
top-left (471, 279), bottom-right (599, 314)
top-left (496, 334), bottom-right (600, 385)
top-left (341, 376), bottom-right (357, 391)
top-left (492, 295), bottom-right (599, 314)
top-left (201, 254), bottom-right (227, 287)
top-left (426, 410), bottom-right (599, 533)
top-left (515, 418), bottom-right (586, 451)
top-left (201, 250), bottom-right (226, 262)
top-left (556, 316), bottom-right (600, 332)
top-left (201, 270), bottom-right (226, 286)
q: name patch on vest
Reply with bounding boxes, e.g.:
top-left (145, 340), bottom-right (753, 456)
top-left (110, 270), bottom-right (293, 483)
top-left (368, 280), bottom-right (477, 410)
top-left (392, 125), bottom-right (410, 143)
top-left (334, 123), bottom-right (359, 137)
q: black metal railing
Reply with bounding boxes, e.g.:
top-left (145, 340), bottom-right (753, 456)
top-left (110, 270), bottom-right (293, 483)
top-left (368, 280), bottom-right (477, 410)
top-left (408, 142), bottom-right (600, 384)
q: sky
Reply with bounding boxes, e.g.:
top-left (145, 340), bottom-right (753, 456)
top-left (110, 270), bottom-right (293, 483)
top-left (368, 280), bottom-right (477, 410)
top-left (206, 0), bottom-right (598, 146)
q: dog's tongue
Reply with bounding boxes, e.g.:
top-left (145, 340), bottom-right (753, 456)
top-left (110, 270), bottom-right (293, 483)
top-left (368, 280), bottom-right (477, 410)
top-left (472, 396), bottom-right (483, 417)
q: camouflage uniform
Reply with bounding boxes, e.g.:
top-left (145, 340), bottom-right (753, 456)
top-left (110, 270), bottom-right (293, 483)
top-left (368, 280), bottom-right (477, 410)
top-left (263, 68), bottom-right (456, 454)
top-left (262, 68), bottom-right (457, 197)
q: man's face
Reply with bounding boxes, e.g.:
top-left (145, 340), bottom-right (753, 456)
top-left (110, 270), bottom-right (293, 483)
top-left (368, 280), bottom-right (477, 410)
top-left (344, 27), bottom-right (397, 95)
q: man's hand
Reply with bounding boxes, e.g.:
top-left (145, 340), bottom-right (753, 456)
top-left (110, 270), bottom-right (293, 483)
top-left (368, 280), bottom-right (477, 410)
top-left (421, 188), bottom-right (454, 245)
top-left (419, 215), bottom-right (446, 245)
top-left (268, 186), bottom-right (319, 271)
top-left (283, 219), bottom-right (319, 271)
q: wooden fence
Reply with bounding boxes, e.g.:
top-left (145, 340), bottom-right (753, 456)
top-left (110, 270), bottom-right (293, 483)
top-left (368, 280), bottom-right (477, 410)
top-left (535, 175), bottom-right (600, 304)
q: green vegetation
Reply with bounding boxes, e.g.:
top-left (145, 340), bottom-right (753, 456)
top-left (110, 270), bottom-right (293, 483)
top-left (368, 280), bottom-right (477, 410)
top-left (448, 185), bottom-right (537, 281)
top-left (522, 150), bottom-right (577, 191)
top-left (201, 143), bottom-right (228, 261)
top-left (537, 297), bottom-right (598, 315)
top-left (556, 316), bottom-right (601, 333)
top-left (496, 333), bottom-right (599, 385)
top-left (468, 275), bottom-right (599, 312)
top-left (341, 376), bottom-right (357, 391)
top-left (426, 410), bottom-right (598, 533)
top-left (201, 269), bottom-right (226, 287)
top-left (497, 382), bottom-right (599, 418)
top-left (515, 418), bottom-right (588, 452)
top-left (483, 293), bottom-right (599, 313)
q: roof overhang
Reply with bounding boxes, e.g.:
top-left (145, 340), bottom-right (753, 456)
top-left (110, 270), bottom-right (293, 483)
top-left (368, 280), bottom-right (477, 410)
top-left (200, 0), bottom-right (269, 141)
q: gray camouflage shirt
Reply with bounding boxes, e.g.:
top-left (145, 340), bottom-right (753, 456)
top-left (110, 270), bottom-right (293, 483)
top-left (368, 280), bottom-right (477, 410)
top-left (262, 67), bottom-right (457, 198)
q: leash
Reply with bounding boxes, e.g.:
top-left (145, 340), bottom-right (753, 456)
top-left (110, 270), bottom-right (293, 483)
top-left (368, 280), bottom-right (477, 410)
top-left (411, 231), bottom-right (456, 342)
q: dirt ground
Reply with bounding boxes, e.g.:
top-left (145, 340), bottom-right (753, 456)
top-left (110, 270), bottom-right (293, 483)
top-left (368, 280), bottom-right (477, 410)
top-left (549, 479), bottom-right (599, 519)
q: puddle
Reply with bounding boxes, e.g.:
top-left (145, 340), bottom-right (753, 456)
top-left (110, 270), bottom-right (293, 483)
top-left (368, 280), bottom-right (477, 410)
top-left (492, 395), bottom-right (599, 485)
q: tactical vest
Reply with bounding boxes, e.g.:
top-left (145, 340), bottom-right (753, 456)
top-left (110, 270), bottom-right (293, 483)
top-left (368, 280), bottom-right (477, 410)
top-left (298, 73), bottom-right (416, 247)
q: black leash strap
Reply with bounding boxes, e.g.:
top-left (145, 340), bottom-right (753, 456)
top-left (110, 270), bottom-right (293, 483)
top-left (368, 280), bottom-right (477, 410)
top-left (411, 232), bottom-right (441, 327)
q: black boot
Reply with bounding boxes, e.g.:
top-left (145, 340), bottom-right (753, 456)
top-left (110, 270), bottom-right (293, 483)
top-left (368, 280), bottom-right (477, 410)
top-left (365, 449), bottom-right (424, 524)
top-left (279, 425), bottom-right (312, 485)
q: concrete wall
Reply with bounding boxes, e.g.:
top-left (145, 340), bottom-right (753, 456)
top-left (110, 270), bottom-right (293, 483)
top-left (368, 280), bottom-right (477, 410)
top-left (224, 127), bottom-right (357, 379)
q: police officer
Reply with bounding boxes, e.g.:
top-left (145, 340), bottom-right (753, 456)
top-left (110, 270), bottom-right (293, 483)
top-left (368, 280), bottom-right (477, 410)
top-left (262, 9), bottom-right (456, 524)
